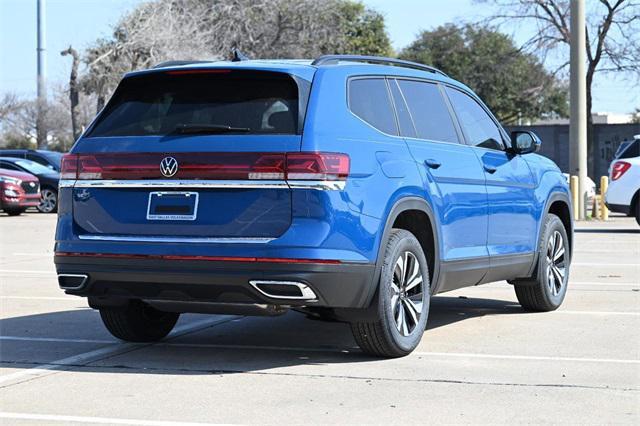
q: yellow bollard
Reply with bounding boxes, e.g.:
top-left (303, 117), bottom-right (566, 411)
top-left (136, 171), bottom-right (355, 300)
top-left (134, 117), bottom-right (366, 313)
top-left (570, 175), bottom-right (579, 219)
top-left (600, 176), bottom-right (609, 221)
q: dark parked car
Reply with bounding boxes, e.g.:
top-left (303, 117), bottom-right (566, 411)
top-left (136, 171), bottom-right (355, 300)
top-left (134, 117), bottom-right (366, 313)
top-left (0, 157), bottom-right (59, 213)
top-left (0, 149), bottom-right (64, 171)
top-left (0, 168), bottom-right (41, 216)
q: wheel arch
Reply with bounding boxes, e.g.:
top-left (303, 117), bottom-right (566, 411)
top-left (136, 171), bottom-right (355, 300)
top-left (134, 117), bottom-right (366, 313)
top-left (526, 191), bottom-right (573, 277)
top-left (630, 188), bottom-right (640, 216)
top-left (374, 197), bottom-right (441, 296)
top-left (544, 192), bottom-right (573, 251)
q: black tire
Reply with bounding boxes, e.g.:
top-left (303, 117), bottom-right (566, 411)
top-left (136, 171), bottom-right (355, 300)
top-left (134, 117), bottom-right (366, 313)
top-left (4, 207), bottom-right (26, 216)
top-left (514, 214), bottom-right (570, 312)
top-left (350, 229), bottom-right (430, 358)
top-left (99, 300), bottom-right (179, 342)
top-left (635, 198), bottom-right (640, 226)
top-left (37, 187), bottom-right (58, 213)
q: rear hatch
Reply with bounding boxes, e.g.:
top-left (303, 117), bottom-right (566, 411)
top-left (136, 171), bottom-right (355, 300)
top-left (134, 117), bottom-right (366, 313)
top-left (68, 68), bottom-right (307, 239)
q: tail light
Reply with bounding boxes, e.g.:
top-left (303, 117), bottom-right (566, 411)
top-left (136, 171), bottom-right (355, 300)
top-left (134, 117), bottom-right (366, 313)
top-left (60, 154), bottom-right (78, 179)
top-left (59, 152), bottom-right (349, 181)
top-left (287, 153), bottom-right (350, 180)
top-left (611, 161), bottom-right (631, 181)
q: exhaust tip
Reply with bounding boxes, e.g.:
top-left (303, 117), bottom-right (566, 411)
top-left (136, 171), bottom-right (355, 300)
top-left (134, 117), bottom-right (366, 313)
top-left (249, 280), bottom-right (317, 301)
top-left (58, 274), bottom-right (89, 290)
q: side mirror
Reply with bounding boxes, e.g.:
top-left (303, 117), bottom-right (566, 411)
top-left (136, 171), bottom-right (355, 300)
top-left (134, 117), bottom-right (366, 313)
top-left (510, 130), bottom-right (541, 154)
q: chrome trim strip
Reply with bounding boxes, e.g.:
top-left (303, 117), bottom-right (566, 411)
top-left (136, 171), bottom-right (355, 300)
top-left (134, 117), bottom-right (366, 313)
top-left (65, 179), bottom-right (346, 190)
top-left (72, 179), bottom-right (289, 189)
top-left (287, 180), bottom-right (346, 190)
top-left (78, 235), bottom-right (274, 244)
top-left (57, 274), bottom-right (89, 290)
top-left (249, 280), bottom-right (317, 301)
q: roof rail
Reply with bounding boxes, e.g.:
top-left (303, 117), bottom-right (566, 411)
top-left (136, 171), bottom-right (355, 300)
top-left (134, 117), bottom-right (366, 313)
top-left (152, 60), bottom-right (212, 69)
top-left (311, 55), bottom-right (448, 77)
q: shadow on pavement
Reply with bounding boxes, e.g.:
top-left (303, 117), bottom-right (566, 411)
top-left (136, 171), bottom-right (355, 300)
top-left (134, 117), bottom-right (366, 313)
top-left (0, 295), bottom-right (525, 374)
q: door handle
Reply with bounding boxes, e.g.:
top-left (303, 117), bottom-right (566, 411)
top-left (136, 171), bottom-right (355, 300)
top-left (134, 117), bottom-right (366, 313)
top-left (483, 165), bottom-right (497, 174)
top-left (424, 159), bottom-right (442, 169)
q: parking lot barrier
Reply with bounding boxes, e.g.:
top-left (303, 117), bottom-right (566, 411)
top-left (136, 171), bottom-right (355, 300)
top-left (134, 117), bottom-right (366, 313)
top-left (570, 175), bottom-right (579, 219)
top-left (600, 176), bottom-right (609, 221)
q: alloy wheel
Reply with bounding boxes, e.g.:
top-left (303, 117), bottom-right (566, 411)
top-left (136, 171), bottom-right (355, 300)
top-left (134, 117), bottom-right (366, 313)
top-left (546, 230), bottom-right (566, 296)
top-left (391, 251), bottom-right (424, 336)
top-left (38, 189), bottom-right (57, 213)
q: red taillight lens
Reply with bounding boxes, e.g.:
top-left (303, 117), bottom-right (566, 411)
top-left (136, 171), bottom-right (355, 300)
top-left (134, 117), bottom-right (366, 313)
top-left (60, 154), bottom-right (78, 179)
top-left (78, 155), bottom-right (104, 179)
top-left (611, 161), bottom-right (631, 181)
top-left (286, 153), bottom-right (350, 180)
top-left (61, 152), bottom-right (349, 181)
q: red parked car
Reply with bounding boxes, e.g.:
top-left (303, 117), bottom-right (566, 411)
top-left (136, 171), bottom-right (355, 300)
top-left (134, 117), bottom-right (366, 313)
top-left (0, 168), bottom-right (41, 216)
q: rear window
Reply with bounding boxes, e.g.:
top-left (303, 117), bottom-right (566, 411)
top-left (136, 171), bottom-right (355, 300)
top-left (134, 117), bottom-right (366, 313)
top-left (618, 140), bottom-right (639, 159)
top-left (87, 70), bottom-right (301, 137)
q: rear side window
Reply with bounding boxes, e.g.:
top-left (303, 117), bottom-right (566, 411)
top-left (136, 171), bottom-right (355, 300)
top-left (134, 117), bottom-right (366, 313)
top-left (445, 87), bottom-right (505, 150)
top-left (619, 140), bottom-right (639, 159)
top-left (396, 80), bottom-right (458, 143)
top-left (388, 80), bottom-right (417, 138)
top-left (88, 70), bottom-right (300, 137)
top-left (348, 78), bottom-right (398, 135)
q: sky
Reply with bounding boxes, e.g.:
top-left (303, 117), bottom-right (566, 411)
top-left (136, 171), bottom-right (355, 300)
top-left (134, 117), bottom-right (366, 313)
top-left (0, 0), bottom-right (638, 114)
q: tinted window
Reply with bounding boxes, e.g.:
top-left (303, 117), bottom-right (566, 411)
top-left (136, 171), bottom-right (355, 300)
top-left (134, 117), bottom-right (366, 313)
top-left (619, 140), bottom-right (639, 159)
top-left (0, 152), bottom-right (25, 159)
top-left (396, 80), bottom-right (458, 143)
top-left (0, 162), bottom-right (19, 171)
top-left (38, 151), bottom-right (63, 169)
top-left (27, 154), bottom-right (52, 168)
top-left (88, 71), bottom-right (300, 137)
top-left (388, 80), bottom-right (417, 138)
top-left (446, 87), bottom-right (504, 150)
top-left (348, 78), bottom-right (398, 135)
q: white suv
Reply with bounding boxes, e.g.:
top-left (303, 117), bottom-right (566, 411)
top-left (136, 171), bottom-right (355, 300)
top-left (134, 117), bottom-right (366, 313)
top-left (606, 136), bottom-right (640, 225)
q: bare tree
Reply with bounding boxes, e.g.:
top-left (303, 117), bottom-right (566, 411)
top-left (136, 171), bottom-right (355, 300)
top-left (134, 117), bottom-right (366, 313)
top-left (80, 0), bottom-right (391, 111)
top-left (481, 0), bottom-right (640, 171)
top-left (61, 46), bottom-right (82, 141)
top-left (0, 93), bottom-right (22, 123)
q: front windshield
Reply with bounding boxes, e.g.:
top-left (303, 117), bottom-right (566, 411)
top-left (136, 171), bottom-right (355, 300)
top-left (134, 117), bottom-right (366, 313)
top-left (15, 159), bottom-right (55, 175)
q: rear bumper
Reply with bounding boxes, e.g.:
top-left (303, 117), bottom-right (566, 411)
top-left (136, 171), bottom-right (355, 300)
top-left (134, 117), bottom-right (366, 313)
top-left (54, 254), bottom-right (376, 310)
top-left (605, 202), bottom-right (630, 215)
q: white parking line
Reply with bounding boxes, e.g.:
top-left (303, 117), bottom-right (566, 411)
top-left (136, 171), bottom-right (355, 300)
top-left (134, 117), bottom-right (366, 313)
top-left (0, 316), bottom-right (236, 386)
top-left (1, 335), bottom-right (637, 364)
top-left (0, 269), bottom-right (55, 275)
top-left (572, 262), bottom-right (639, 267)
top-left (1, 336), bottom-right (115, 344)
top-left (413, 351), bottom-right (640, 365)
top-left (558, 310), bottom-right (639, 316)
top-left (0, 296), bottom-right (78, 301)
top-left (0, 412), bottom-right (227, 426)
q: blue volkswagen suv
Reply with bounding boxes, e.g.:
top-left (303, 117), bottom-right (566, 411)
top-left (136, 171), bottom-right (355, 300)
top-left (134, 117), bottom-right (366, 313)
top-left (54, 55), bottom-right (573, 357)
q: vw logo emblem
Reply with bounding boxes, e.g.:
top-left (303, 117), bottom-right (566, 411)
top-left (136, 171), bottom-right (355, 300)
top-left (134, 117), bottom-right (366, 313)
top-left (160, 157), bottom-right (179, 177)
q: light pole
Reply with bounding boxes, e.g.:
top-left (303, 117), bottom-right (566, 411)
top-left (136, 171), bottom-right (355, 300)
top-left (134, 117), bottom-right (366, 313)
top-left (36, 0), bottom-right (47, 148)
top-left (569, 0), bottom-right (587, 220)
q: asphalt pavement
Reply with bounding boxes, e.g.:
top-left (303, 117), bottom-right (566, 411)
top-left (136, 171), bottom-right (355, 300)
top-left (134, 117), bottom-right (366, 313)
top-left (0, 212), bottom-right (638, 424)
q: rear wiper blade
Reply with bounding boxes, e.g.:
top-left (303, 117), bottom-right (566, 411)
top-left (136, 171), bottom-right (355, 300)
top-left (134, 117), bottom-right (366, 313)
top-left (171, 124), bottom-right (251, 134)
